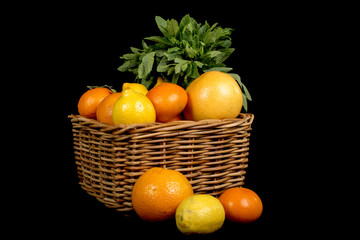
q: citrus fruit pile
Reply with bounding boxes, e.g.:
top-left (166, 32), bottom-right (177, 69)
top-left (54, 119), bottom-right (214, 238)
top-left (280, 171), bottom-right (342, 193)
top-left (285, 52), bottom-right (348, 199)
top-left (130, 167), bottom-right (263, 235)
top-left (77, 71), bottom-right (245, 125)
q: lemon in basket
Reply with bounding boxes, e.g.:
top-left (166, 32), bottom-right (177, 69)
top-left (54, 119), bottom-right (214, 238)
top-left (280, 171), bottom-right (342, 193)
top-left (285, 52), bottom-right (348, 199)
top-left (175, 194), bottom-right (225, 235)
top-left (112, 88), bottom-right (155, 125)
top-left (122, 82), bottom-right (148, 95)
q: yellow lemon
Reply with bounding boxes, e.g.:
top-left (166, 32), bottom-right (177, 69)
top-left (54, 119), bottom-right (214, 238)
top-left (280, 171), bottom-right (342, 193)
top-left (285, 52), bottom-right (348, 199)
top-left (175, 194), bottom-right (225, 235)
top-left (112, 88), bottom-right (156, 125)
top-left (122, 82), bottom-right (148, 95)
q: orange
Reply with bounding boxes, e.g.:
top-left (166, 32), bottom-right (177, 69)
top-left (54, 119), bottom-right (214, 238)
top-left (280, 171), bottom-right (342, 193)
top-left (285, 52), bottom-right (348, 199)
top-left (96, 92), bottom-right (122, 124)
top-left (77, 87), bottom-right (113, 119)
top-left (183, 71), bottom-right (243, 121)
top-left (146, 83), bottom-right (188, 123)
top-left (131, 167), bottom-right (194, 222)
top-left (219, 187), bottom-right (263, 223)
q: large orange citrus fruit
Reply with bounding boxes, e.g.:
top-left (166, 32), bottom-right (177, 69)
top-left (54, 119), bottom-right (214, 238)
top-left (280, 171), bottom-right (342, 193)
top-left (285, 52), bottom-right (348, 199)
top-left (219, 187), bottom-right (263, 223)
top-left (146, 83), bottom-right (188, 123)
top-left (131, 167), bottom-right (194, 222)
top-left (96, 92), bottom-right (122, 125)
top-left (183, 71), bottom-right (243, 121)
top-left (78, 87), bottom-right (113, 119)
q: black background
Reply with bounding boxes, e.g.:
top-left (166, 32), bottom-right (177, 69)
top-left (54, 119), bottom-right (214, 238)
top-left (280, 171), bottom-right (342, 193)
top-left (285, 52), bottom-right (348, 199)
top-left (23, 2), bottom-right (338, 238)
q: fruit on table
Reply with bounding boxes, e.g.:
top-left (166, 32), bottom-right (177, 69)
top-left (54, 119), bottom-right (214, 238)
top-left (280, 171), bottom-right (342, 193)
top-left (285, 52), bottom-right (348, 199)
top-left (112, 88), bottom-right (155, 125)
top-left (175, 194), bottom-right (225, 235)
top-left (131, 167), bottom-right (193, 222)
top-left (183, 71), bottom-right (243, 121)
top-left (146, 82), bottom-right (188, 123)
top-left (96, 92), bottom-right (122, 125)
top-left (219, 187), bottom-right (263, 223)
top-left (77, 87), bottom-right (113, 119)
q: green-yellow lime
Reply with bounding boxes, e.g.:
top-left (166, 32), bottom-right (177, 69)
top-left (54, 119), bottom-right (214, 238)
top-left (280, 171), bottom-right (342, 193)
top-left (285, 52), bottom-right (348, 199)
top-left (175, 194), bottom-right (225, 235)
top-left (112, 88), bottom-right (155, 125)
top-left (122, 82), bottom-right (148, 95)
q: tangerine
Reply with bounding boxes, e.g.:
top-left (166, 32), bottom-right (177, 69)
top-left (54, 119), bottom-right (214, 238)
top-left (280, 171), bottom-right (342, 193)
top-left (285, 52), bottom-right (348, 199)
top-left (146, 83), bottom-right (188, 123)
top-left (131, 167), bottom-right (193, 222)
top-left (77, 87), bottom-right (113, 119)
top-left (183, 71), bottom-right (243, 121)
top-left (96, 92), bottom-right (122, 125)
top-left (218, 187), bottom-right (263, 223)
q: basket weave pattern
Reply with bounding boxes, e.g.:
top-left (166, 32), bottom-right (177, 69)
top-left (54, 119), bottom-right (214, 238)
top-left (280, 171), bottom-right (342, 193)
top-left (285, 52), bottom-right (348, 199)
top-left (69, 113), bottom-right (254, 213)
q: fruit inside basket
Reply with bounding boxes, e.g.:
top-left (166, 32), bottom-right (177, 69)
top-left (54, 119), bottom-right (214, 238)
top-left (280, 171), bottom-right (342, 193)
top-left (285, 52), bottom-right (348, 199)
top-left (69, 14), bottom-right (255, 214)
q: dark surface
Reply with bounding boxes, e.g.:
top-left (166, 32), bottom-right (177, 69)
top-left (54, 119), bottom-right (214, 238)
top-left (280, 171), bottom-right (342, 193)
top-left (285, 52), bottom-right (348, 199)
top-left (30, 3), bottom-right (329, 238)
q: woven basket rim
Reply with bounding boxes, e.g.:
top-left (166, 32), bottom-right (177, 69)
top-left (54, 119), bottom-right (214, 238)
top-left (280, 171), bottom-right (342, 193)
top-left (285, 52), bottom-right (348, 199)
top-left (68, 113), bottom-right (254, 132)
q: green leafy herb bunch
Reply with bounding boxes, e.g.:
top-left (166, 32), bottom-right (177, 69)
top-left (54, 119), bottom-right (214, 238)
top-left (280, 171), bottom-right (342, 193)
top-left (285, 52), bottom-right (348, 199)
top-left (118, 14), bottom-right (252, 111)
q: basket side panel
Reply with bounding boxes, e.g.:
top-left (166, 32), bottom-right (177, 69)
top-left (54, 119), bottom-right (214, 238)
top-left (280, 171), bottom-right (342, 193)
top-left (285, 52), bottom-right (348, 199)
top-left (71, 117), bottom-right (131, 211)
top-left (70, 114), bottom-right (254, 214)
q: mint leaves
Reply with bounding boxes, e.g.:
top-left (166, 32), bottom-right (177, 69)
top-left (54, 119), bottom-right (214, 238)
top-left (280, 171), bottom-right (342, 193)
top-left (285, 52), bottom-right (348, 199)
top-left (118, 14), bottom-right (252, 111)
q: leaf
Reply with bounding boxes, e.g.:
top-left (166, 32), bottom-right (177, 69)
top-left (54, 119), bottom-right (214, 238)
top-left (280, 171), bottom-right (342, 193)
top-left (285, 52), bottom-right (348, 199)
top-left (204, 67), bottom-right (233, 72)
top-left (185, 44), bottom-right (197, 58)
top-left (240, 82), bottom-right (252, 101)
top-left (202, 50), bottom-right (222, 60)
top-left (174, 58), bottom-right (189, 74)
top-left (199, 21), bottom-right (210, 37)
top-left (179, 14), bottom-right (191, 32)
top-left (172, 73), bottom-right (180, 84)
top-left (189, 62), bottom-right (200, 78)
top-left (155, 16), bottom-right (168, 36)
top-left (219, 39), bottom-right (232, 48)
top-left (155, 49), bottom-right (166, 57)
top-left (167, 66), bottom-right (175, 75)
top-left (228, 73), bottom-right (241, 83)
top-left (174, 57), bottom-right (188, 64)
top-left (229, 73), bottom-right (252, 110)
top-left (167, 47), bottom-right (181, 53)
top-left (242, 94), bottom-right (248, 112)
top-left (142, 40), bottom-right (149, 50)
top-left (181, 26), bottom-right (193, 44)
top-left (145, 36), bottom-right (173, 45)
top-left (157, 57), bottom-right (170, 72)
top-left (167, 19), bottom-right (179, 36)
top-left (122, 53), bottom-right (136, 60)
top-left (175, 62), bottom-right (182, 74)
top-left (130, 47), bottom-right (142, 54)
top-left (138, 52), bottom-right (155, 79)
top-left (213, 48), bottom-right (235, 63)
top-left (194, 61), bottom-right (204, 68)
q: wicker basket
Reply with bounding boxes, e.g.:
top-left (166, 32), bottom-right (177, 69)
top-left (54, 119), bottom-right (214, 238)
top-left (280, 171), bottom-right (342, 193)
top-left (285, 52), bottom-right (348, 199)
top-left (68, 113), bottom-right (254, 214)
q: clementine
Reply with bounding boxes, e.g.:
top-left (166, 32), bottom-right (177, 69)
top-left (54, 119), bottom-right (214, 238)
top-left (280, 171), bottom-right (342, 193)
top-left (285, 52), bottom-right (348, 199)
top-left (219, 187), bottom-right (263, 223)
top-left (146, 83), bottom-right (188, 123)
top-left (96, 92), bottom-right (122, 124)
top-left (131, 167), bottom-right (193, 222)
top-left (78, 87), bottom-right (113, 119)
